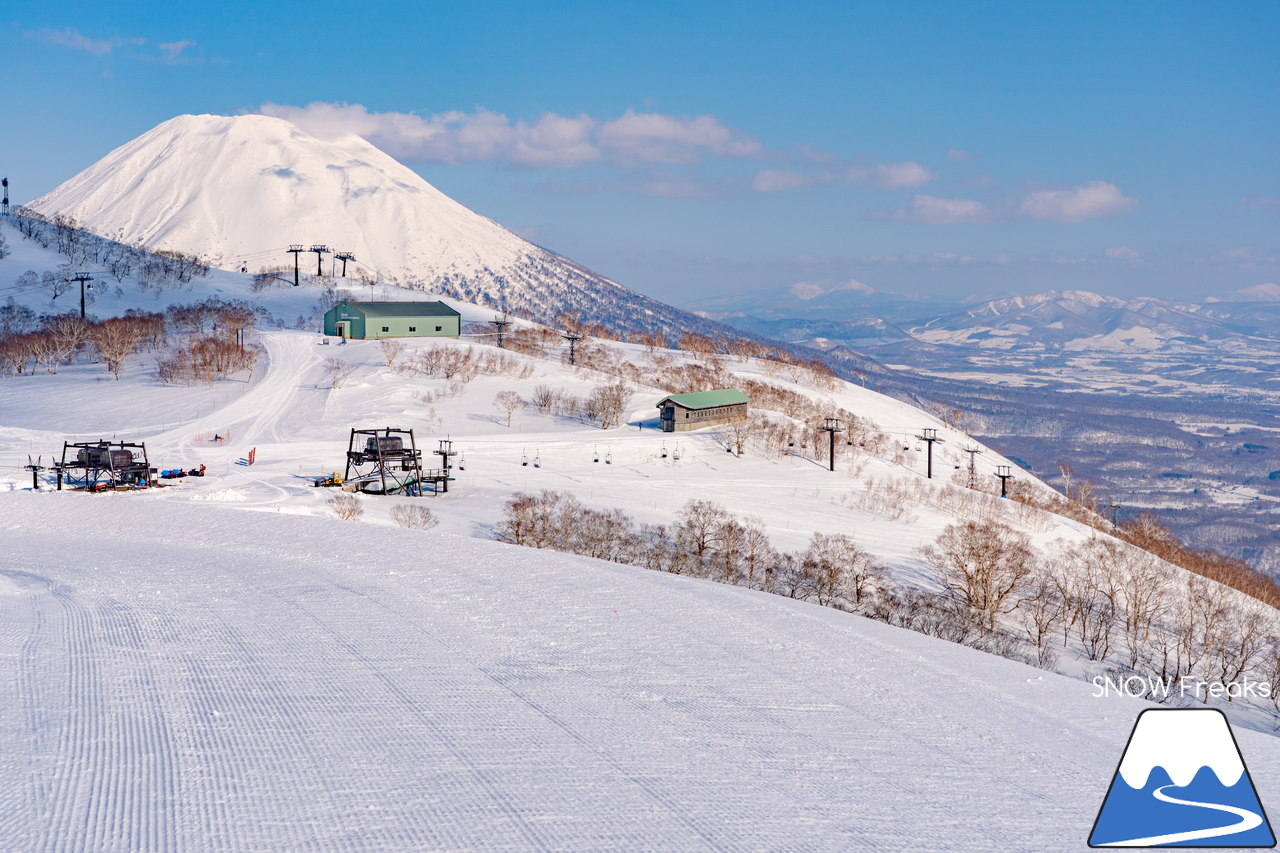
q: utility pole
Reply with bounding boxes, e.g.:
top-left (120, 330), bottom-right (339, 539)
top-left (916, 428), bottom-right (944, 479)
top-left (309, 245), bottom-right (330, 276)
top-left (561, 330), bottom-right (582, 365)
top-left (962, 446), bottom-right (983, 489)
top-left (334, 251), bottom-right (355, 277)
top-left (491, 314), bottom-right (510, 349)
top-left (288, 245), bottom-right (304, 286)
top-left (994, 465), bottom-right (1013, 498)
top-left (819, 417), bottom-right (841, 472)
top-left (70, 272), bottom-right (93, 319)
top-left (1, 177), bottom-right (8, 216)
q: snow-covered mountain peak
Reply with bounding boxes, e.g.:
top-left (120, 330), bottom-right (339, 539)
top-left (23, 113), bottom-right (721, 335)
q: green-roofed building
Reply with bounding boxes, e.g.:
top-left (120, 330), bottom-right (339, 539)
top-left (656, 389), bottom-right (750, 432)
top-left (322, 301), bottom-right (462, 340)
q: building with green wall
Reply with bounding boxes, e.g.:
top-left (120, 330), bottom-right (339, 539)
top-left (322, 301), bottom-right (462, 339)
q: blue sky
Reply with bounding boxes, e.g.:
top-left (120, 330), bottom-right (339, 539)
top-left (3, 1), bottom-right (1277, 304)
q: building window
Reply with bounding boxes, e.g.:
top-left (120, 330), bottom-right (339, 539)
top-left (435, 326), bottom-right (443, 332)
top-left (408, 326), bottom-right (416, 332)
top-left (381, 326), bottom-right (390, 332)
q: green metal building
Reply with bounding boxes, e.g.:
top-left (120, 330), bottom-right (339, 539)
top-left (322, 301), bottom-right (462, 340)
top-left (656, 388), bottom-right (751, 432)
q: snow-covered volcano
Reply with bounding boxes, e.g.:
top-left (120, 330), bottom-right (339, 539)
top-left (23, 114), bottom-right (704, 333)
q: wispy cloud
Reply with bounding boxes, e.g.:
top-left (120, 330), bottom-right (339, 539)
top-left (595, 109), bottom-right (764, 166)
top-left (1241, 196), bottom-right (1280, 215)
top-left (26, 26), bottom-right (143, 56)
top-left (910, 195), bottom-right (992, 224)
top-left (158, 40), bottom-right (197, 63)
top-left (750, 160), bottom-right (937, 193)
top-left (257, 102), bottom-right (766, 171)
top-left (1018, 181), bottom-right (1138, 223)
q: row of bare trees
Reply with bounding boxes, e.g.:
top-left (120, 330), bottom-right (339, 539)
top-left (497, 492), bottom-right (887, 612)
top-left (0, 313), bottom-right (166, 379)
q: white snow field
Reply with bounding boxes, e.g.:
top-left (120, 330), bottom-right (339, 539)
top-left (8, 494), bottom-right (1279, 853)
top-left (5, 217), bottom-right (1280, 849)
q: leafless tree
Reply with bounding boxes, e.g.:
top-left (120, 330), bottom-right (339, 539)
top-left (390, 504), bottom-right (439, 530)
top-left (675, 499), bottom-right (729, 565)
top-left (379, 339), bottom-right (407, 370)
top-left (493, 390), bottom-right (525, 427)
top-left (323, 357), bottom-right (358, 389)
top-left (89, 317), bottom-right (146, 379)
top-left (916, 521), bottom-right (1036, 633)
top-left (802, 531), bottom-right (885, 610)
top-left (530, 384), bottom-right (560, 416)
top-left (1016, 569), bottom-right (1063, 669)
top-left (327, 493), bottom-right (364, 520)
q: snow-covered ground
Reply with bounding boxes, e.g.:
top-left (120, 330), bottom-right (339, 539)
top-left (6, 495), bottom-right (1279, 852)
top-left (5, 216), bottom-right (1280, 850)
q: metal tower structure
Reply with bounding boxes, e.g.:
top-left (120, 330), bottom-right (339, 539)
top-left (287, 245), bottom-right (304, 286)
top-left (819, 417), bottom-right (842, 471)
top-left (915, 428), bottom-right (945, 479)
top-left (962, 446), bottom-right (983, 489)
top-left (309, 245), bottom-right (330, 276)
top-left (994, 465), bottom-right (1013, 498)
top-left (334, 251), bottom-right (355, 277)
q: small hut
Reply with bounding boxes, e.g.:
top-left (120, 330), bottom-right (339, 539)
top-left (656, 389), bottom-right (750, 432)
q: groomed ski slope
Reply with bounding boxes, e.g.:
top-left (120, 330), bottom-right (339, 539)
top-left (6, 495), bottom-right (1276, 853)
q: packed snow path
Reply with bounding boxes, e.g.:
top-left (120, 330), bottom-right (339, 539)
top-left (4, 496), bottom-right (1278, 851)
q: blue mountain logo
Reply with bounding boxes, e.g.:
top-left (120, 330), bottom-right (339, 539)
top-left (1090, 708), bottom-right (1275, 847)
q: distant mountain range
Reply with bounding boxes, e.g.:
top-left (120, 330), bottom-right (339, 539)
top-left (689, 280), bottom-right (1280, 355)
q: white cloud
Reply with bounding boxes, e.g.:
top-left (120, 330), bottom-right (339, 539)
top-left (1241, 197), bottom-right (1280, 215)
top-left (946, 148), bottom-right (971, 162)
top-left (1018, 181), bottom-right (1139, 223)
top-left (752, 160), bottom-right (936, 193)
top-left (158, 40), bottom-right (196, 62)
top-left (595, 109), bottom-right (765, 166)
top-left (27, 27), bottom-right (144, 56)
top-left (257, 102), bottom-right (768, 170)
top-left (863, 161), bottom-right (938, 188)
top-left (257, 102), bottom-right (599, 168)
top-left (751, 169), bottom-right (828, 192)
top-left (1105, 246), bottom-right (1142, 259)
top-left (910, 195), bottom-right (991, 225)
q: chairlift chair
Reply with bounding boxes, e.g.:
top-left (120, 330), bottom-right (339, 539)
top-left (521, 449), bottom-right (528, 467)
top-left (593, 447), bottom-right (599, 463)
top-left (605, 449), bottom-right (613, 465)
top-left (533, 452), bottom-right (541, 468)
top-left (458, 453), bottom-right (466, 471)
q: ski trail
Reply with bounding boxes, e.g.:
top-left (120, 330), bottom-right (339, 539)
top-left (1098, 784), bottom-right (1265, 847)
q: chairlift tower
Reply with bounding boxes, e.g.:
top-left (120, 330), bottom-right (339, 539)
top-left (435, 439), bottom-right (458, 493)
top-left (54, 440), bottom-right (155, 492)
top-left (916, 428), bottom-right (945, 479)
top-left (69, 272), bottom-right (94, 319)
top-left (962, 446), bottom-right (983, 489)
top-left (561, 330), bottom-right (582, 365)
top-left (334, 251), bottom-right (355, 277)
top-left (309, 245), bottom-right (330, 276)
top-left (287, 245), bottom-right (304, 286)
top-left (819, 417), bottom-right (842, 472)
top-left (2, 177), bottom-right (9, 216)
top-left (491, 315), bottom-right (510, 349)
top-left (994, 465), bottom-right (1013, 498)
top-left (24, 455), bottom-right (45, 490)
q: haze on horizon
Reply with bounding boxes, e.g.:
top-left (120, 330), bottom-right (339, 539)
top-left (2, 1), bottom-right (1276, 307)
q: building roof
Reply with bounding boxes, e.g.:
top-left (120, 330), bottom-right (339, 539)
top-left (656, 389), bottom-right (751, 410)
top-left (333, 301), bottom-right (461, 318)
